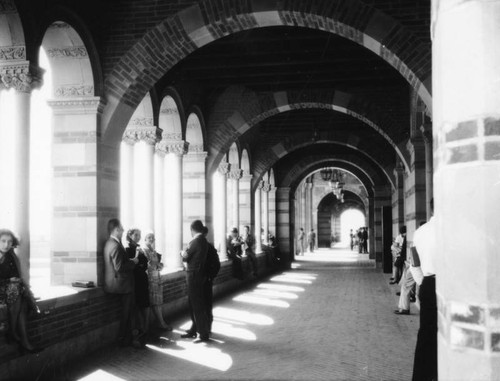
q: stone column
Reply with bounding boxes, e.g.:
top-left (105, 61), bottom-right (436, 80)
top-left (120, 140), bottom-right (135, 233)
top-left (368, 196), bottom-right (375, 259)
top-left (421, 123), bottom-right (434, 220)
top-left (433, 1), bottom-right (500, 378)
top-left (268, 185), bottom-right (277, 237)
top-left (160, 140), bottom-right (188, 269)
top-left (373, 185), bottom-right (391, 266)
top-left (405, 138), bottom-right (427, 245)
top-left (239, 171), bottom-right (252, 230)
top-left (153, 146), bottom-right (166, 255)
top-left (127, 127), bottom-right (160, 234)
top-left (183, 150), bottom-right (208, 246)
top-left (392, 162), bottom-right (406, 237)
top-left (254, 181), bottom-right (263, 253)
top-left (276, 187), bottom-right (291, 262)
top-left (305, 180), bottom-right (313, 234)
top-left (215, 162), bottom-right (230, 259)
top-left (0, 62), bottom-right (42, 282)
top-left (300, 183), bottom-right (307, 231)
top-left (262, 181), bottom-right (271, 244)
top-left (228, 169), bottom-right (243, 231)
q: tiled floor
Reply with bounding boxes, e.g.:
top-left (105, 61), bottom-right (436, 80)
top-left (67, 248), bottom-right (419, 381)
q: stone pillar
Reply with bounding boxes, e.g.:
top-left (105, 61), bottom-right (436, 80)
top-left (405, 138), bottom-right (427, 245)
top-left (161, 140), bottom-right (188, 269)
top-left (368, 196), bottom-right (375, 259)
top-left (183, 150), bottom-right (208, 246)
top-left (268, 185), bottom-right (277, 237)
top-left (215, 162), bottom-right (230, 259)
top-left (300, 183), bottom-right (307, 231)
top-left (120, 140), bottom-right (135, 233)
top-left (130, 128), bottom-right (159, 234)
top-left (373, 185), bottom-right (391, 266)
top-left (392, 162), bottom-right (406, 237)
top-left (0, 62), bottom-right (42, 282)
top-left (239, 171), bottom-right (252, 230)
top-left (433, 1), bottom-right (500, 378)
top-left (276, 187), bottom-right (291, 261)
top-left (153, 147), bottom-right (165, 255)
top-left (228, 169), bottom-right (243, 231)
top-left (254, 181), bottom-right (263, 253)
top-left (421, 123), bottom-right (434, 220)
top-left (305, 180), bottom-right (313, 235)
top-left (262, 181), bottom-right (271, 244)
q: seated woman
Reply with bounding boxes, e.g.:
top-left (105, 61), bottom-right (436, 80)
top-left (0, 229), bottom-right (41, 353)
top-left (124, 228), bottom-right (150, 337)
top-left (142, 233), bottom-right (171, 330)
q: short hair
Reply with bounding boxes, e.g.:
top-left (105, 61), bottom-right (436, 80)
top-left (108, 218), bottom-right (121, 235)
top-left (0, 229), bottom-right (19, 248)
top-left (231, 227), bottom-right (239, 234)
top-left (244, 225), bottom-right (250, 231)
top-left (190, 220), bottom-right (204, 233)
top-left (126, 228), bottom-right (141, 243)
top-left (400, 225), bottom-right (407, 234)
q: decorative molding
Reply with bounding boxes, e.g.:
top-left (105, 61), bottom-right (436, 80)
top-left (46, 47), bottom-right (88, 58)
top-left (123, 126), bottom-right (161, 145)
top-left (262, 182), bottom-right (272, 192)
top-left (162, 132), bottom-right (182, 140)
top-left (55, 85), bottom-right (94, 97)
top-left (47, 97), bottom-right (105, 115)
top-left (0, 62), bottom-right (43, 92)
top-left (217, 162), bottom-right (231, 176)
top-left (160, 107), bottom-right (178, 115)
top-left (48, 22), bottom-right (71, 29)
top-left (228, 169), bottom-right (243, 181)
top-left (156, 140), bottom-right (189, 156)
top-left (0, 46), bottom-right (25, 60)
top-left (188, 144), bottom-right (204, 153)
top-left (420, 123), bottom-right (433, 145)
top-left (128, 117), bottom-right (154, 127)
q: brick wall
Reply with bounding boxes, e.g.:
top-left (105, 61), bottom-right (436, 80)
top-left (0, 253), bottom-right (282, 380)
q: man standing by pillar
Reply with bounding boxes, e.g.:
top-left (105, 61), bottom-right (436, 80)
top-left (307, 228), bottom-right (316, 253)
top-left (103, 218), bottom-right (139, 346)
top-left (410, 203), bottom-right (436, 381)
top-left (180, 220), bottom-right (210, 342)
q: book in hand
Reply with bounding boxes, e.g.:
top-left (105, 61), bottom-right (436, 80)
top-left (71, 280), bottom-right (95, 288)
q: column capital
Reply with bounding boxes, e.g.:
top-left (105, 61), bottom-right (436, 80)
top-left (123, 125), bottom-right (161, 145)
top-left (262, 181), bottom-right (272, 193)
top-left (217, 162), bottom-right (231, 176)
top-left (420, 123), bottom-right (433, 145)
top-left (157, 140), bottom-right (189, 156)
top-left (47, 96), bottom-right (105, 115)
top-left (228, 168), bottom-right (243, 181)
top-left (0, 61), bottom-right (44, 93)
top-left (241, 170), bottom-right (253, 181)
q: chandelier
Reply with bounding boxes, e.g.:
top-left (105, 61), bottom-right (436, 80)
top-left (326, 169), bottom-right (345, 203)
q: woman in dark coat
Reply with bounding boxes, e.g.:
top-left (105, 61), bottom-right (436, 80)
top-left (0, 229), bottom-right (40, 353)
top-left (125, 229), bottom-right (150, 334)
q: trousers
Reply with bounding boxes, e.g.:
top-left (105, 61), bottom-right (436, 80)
top-left (412, 276), bottom-right (437, 381)
top-left (398, 265), bottom-right (416, 311)
top-left (186, 270), bottom-right (210, 338)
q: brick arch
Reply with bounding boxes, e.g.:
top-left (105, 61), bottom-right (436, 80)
top-left (316, 190), bottom-right (367, 217)
top-left (206, 86), bottom-right (411, 175)
top-left (284, 156), bottom-right (390, 198)
top-left (316, 187), bottom-right (367, 212)
top-left (101, 0), bottom-right (431, 146)
top-left (254, 141), bottom-right (395, 192)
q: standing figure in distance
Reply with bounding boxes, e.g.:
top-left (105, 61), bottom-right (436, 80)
top-left (362, 227), bottom-right (369, 254)
top-left (297, 228), bottom-right (305, 255)
top-left (227, 227), bottom-right (244, 280)
top-left (307, 228), bottom-right (316, 253)
top-left (241, 225), bottom-right (258, 278)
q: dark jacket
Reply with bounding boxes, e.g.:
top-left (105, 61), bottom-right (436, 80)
top-left (103, 238), bottom-right (135, 294)
top-left (183, 234), bottom-right (208, 272)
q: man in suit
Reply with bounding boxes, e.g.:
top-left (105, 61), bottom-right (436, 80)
top-left (307, 228), bottom-right (316, 253)
top-left (362, 227), bottom-right (369, 253)
top-left (103, 218), bottom-right (139, 346)
top-left (180, 220), bottom-right (210, 342)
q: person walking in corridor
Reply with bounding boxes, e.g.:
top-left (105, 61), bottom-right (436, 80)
top-left (390, 226), bottom-right (406, 284)
top-left (180, 220), bottom-right (210, 342)
top-left (307, 228), bottom-right (316, 253)
top-left (104, 219), bottom-right (139, 346)
top-left (297, 228), bottom-right (305, 255)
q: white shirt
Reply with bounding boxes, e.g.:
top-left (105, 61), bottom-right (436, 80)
top-left (410, 216), bottom-right (436, 284)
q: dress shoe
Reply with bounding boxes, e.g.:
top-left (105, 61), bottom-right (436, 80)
top-left (194, 336), bottom-right (210, 343)
top-left (180, 331), bottom-right (197, 339)
top-left (394, 309), bottom-right (410, 315)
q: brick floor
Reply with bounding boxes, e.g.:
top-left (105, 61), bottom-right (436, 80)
top-left (67, 248), bottom-right (419, 381)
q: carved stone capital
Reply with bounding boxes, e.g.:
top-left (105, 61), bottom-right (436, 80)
top-left (0, 62), bottom-right (43, 93)
top-left (157, 140), bottom-right (189, 156)
top-left (262, 182), bottom-right (272, 192)
top-left (47, 96), bottom-right (104, 115)
top-left (420, 123), bottom-right (433, 145)
top-left (189, 144), bottom-right (204, 153)
top-left (0, 0), bottom-right (16, 12)
top-left (162, 132), bottom-right (182, 141)
top-left (55, 85), bottom-right (94, 97)
top-left (46, 47), bottom-right (88, 59)
top-left (123, 126), bottom-right (161, 145)
top-left (228, 169), bottom-right (243, 181)
top-left (0, 46), bottom-right (26, 61)
top-left (217, 162), bottom-right (231, 176)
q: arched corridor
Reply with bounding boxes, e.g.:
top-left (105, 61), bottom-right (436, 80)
top-left (64, 249), bottom-right (417, 381)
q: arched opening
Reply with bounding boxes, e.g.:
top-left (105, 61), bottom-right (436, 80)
top-left (340, 209), bottom-right (365, 246)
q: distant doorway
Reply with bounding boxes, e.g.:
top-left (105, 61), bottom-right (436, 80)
top-left (340, 209), bottom-right (365, 246)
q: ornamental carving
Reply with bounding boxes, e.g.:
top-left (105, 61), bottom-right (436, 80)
top-left (228, 169), bottom-right (243, 181)
top-left (257, 180), bottom-right (265, 190)
top-left (48, 22), bottom-right (71, 29)
top-left (160, 107), bottom-right (178, 115)
top-left (0, 63), bottom-right (42, 93)
top-left (217, 162), bottom-right (231, 176)
top-left (188, 144), bottom-right (204, 153)
top-left (156, 140), bottom-right (189, 156)
top-left (47, 47), bottom-right (88, 58)
top-left (162, 132), bottom-right (182, 140)
top-left (129, 117), bottom-right (154, 127)
top-left (123, 126), bottom-right (161, 145)
top-left (0, 46), bottom-right (25, 60)
top-left (55, 85), bottom-right (94, 97)
top-left (262, 182), bottom-right (272, 192)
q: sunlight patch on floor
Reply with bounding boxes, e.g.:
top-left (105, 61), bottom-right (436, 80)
top-left (77, 369), bottom-right (127, 381)
top-left (213, 307), bottom-right (274, 325)
top-left (233, 294), bottom-right (290, 308)
top-left (257, 283), bottom-right (305, 293)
